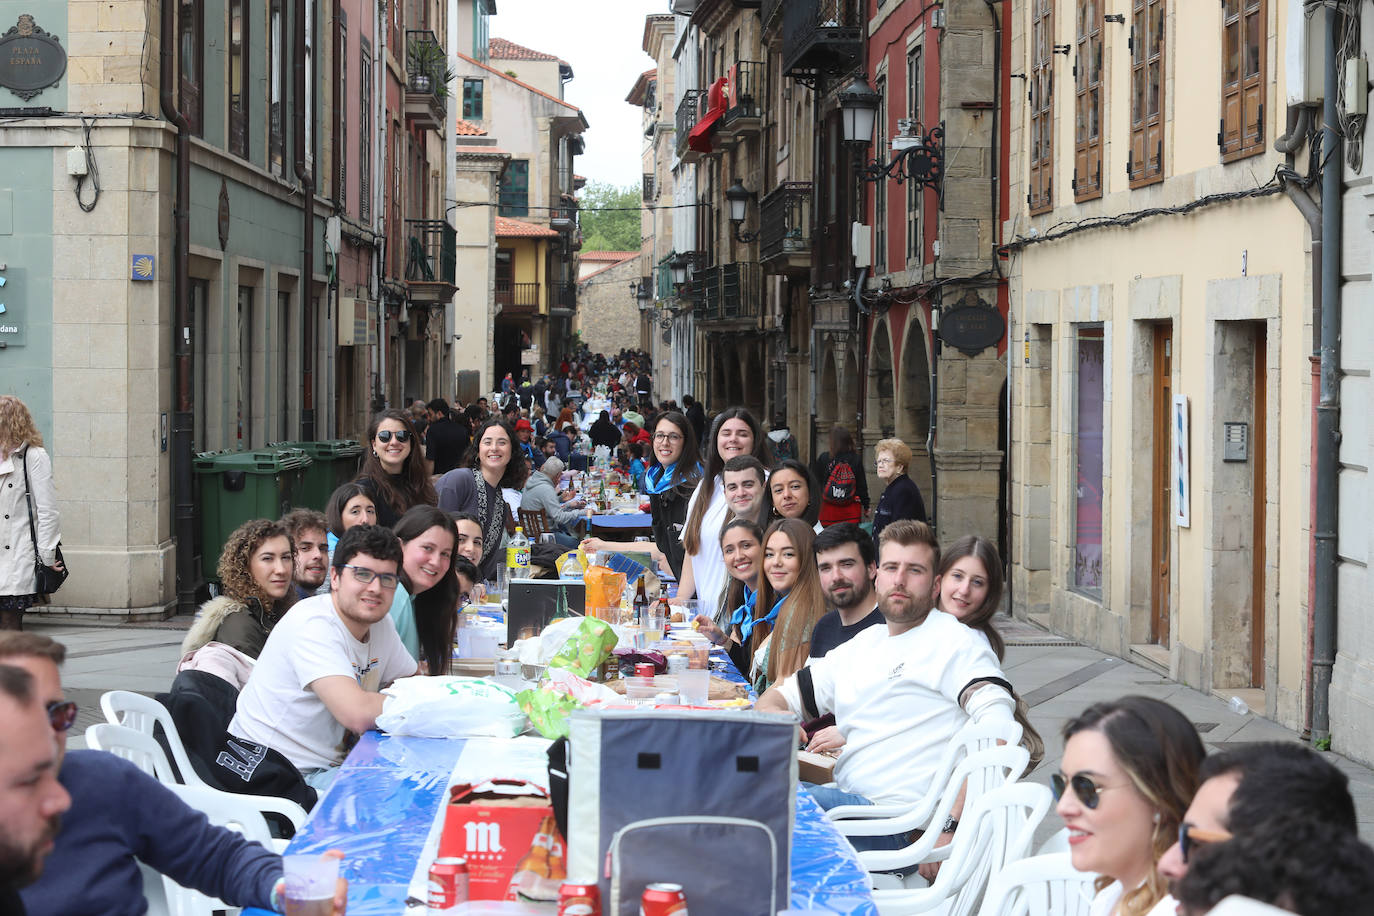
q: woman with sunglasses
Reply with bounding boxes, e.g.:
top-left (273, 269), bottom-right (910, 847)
top-left (182, 519), bottom-right (298, 660)
top-left (387, 507), bottom-right (460, 676)
top-left (354, 410), bottom-right (436, 529)
top-left (435, 419), bottom-right (529, 582)
top-left (1056, 696), bottom-right (1205, 916)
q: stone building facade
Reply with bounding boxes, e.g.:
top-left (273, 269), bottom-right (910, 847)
top-left (574, 254), bottom-right (642, 358)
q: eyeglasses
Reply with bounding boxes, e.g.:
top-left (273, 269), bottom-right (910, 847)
top-left (375, 429), bottom-right (411, 444)
top-left (1051, 772), bottom-right (1127, 809)
top-left (338, 564), bottom-right (401, 589)
top-left (1178, 823), bottom-right (1232, 863)
top-left (875, 457), bottom-right (894, 466)
top-left (46, 699), bottom-right (78, 732)
top-left (653, 432), bottom-right (683, 443)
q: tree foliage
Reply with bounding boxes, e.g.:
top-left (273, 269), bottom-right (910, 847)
top-left (578, 181), bottom-right (642, 252)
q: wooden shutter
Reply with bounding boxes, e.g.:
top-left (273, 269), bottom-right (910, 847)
top-left (1220, 0), bottom-right (1265, 162)
top-left (1028, 0), bottom-right (1055, 214)
top-left (1074, 0), bottom-right (1103, 201)
top-left (1129, 0), bottom-right (1165, 186)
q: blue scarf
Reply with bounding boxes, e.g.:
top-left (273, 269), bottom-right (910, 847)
top-left (645, 461), bottom-right (701, 495)
top-left (730, 589), bottom-right (784, 642)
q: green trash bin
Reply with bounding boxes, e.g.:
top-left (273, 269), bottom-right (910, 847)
top-left (194, 448), bottom-right (313, 581)
top-left (268, 439), bottom-right (364, 512)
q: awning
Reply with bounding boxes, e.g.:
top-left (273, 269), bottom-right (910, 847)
top-left (687, 76), bottom-right (730, 153)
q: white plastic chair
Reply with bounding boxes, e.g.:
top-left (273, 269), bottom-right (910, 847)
top-left (826, 720), bottom-right (1024, 829)
top-left (85, 723), bottom-right (182, 784)
top-left (871, 781), bottom-right (1054, 916)
top-left (1034, 827), bottom-right (1069, 856)
top-left (100, 690), bottom-right (208, 787)
top-left (977, 852), bottom-right (1096, 916)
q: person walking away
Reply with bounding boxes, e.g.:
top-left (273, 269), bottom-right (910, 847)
top-left (0, 397), bottom-right (61, 631)
top-left (635, 370), bottom-right (653, 408)
top-left (767, 413), bottom-right (799, 463)
top-left (424, 398), bottom-right (469, 476)
top-left (813, 426), bottom-right (868, 528)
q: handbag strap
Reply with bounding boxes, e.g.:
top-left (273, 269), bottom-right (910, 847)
top-left (19, 446), bottom-right (41, 558)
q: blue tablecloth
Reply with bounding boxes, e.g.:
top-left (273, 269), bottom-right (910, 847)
top-left (589, 512), bottom-right (653, 529)
top-left (243, 729), bottom-right (875, 915)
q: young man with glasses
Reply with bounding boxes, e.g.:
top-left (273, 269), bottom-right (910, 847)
top-left (0, 633), bottom-right (347, 916)
top-left (230, 524), bottom-right (418, 791)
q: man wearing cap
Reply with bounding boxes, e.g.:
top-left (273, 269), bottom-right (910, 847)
top-left (514, 418), bottom-right (540, 469)
top-left (519, 457), bottom-right (590, 548)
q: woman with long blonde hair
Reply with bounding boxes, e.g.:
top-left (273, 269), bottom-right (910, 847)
top-left (749, 518), bottom-right (827, 691)
top-left (0, 397), bottom-right (62, 630)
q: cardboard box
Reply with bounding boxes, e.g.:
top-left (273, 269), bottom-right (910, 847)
top-left (439, 780), bottom-right (554, 900)
top-left (797, 749), bottom-right (836, 786)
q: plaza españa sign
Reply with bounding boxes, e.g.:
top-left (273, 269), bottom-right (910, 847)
top-left (0, 15), bottom-right (67, 102)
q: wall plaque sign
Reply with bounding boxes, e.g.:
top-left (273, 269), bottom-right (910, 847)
top-left (939, 295), bottom-right (1006, 357)
top-left (0, 15), bottom-right (67, 102)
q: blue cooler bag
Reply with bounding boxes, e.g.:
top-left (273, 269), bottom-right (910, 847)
top-left (563, 706), bottom-right (797, 916)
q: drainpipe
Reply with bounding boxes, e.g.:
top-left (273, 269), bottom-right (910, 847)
top-left (1311, 10), bottom-right (1343, 745)
top-left (372, 1), bottom-right (387, 411)
top-left (296, 0), bottom-right (317, 440)
top-left (160, 0), bottom-right (197, 615)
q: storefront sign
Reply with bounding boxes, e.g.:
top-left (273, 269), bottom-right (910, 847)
top-left (0, 263), bottom-right (24, 347)
top-left (0, 15), bottom-right (67, 102)
top-left (939, 301), bottom-right (1005, 357)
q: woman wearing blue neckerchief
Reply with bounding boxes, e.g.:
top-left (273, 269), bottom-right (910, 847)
top-left (694, 517), bottom-right (765, 677)
top-left (749, 518), bottom-right (827, 692)
top-left (643, 412), bottom-right (704, 578)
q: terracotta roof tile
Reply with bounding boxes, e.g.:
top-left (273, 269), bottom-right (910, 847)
top-left (489, 37), bottom-right (565, 64)
top-left (581, 250), bottom-right (639, 261)
top-left (495, 216), bottom-right (560, 238)
top-left (456, 119), bottom-right (487, 136)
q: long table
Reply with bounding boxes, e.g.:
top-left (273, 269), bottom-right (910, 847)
top-left (243, 730), bottom-right (877, 915)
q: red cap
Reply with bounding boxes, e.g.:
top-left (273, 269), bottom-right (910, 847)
top-left (515, 418), bottom-right (533, 431)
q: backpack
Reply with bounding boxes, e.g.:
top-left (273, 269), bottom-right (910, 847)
top-left (822, 456), bottom-right (857, 505)
top-left (772, 433), bottom-right (797, 463)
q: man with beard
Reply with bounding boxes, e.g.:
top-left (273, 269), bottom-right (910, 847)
top-left (0, 664), bottom-right (69, 914)
top-left (283, 508), bottom-right (330, 599)
top-left (808, 523), bottom-right (882, 659)
top-left (0, 633), bottom-right (346, 916)
top-left (756, 520), bottom-right (1013, 851)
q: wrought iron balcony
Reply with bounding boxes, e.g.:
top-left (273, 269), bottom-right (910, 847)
top-left (782, 0), bottom-right (863, 82)
top-left (675, 89), bottom-right (706, 159)
top-left (719, 61), bottom-right (765, 139)
top-left (697, 262), bottom-right (762, 324)
top-left (762, 0), bottom-right (785, 36)
top-left (404, 219), bottom-right (457, 302)
top-left (552, 282), bottom-right (577, 315)
top-left (404, 30), bottom-right (448, 133)
top-left (760, 182), bottom-right (812, 274)
top-left (495, 280), bottom-right (539, 315)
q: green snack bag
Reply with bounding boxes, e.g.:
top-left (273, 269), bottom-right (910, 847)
top-left (517, 687), bottom-right (581, 739)
top-left (546, 617), bottom-right (618, 677)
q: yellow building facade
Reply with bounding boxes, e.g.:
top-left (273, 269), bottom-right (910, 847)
top-left (1006, 0), bottom-right (1316, 729)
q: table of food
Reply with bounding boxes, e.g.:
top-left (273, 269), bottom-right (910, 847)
top-left (244, 552), bottom-right (878, 916)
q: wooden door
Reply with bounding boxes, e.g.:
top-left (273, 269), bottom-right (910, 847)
top-left (1150, 324), bottom-right (1172, 646)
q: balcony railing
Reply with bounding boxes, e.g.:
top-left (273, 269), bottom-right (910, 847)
top-left (553, 282), bottom-right (577, 313)
top-left (495, 280), bottom-right (539, 313)
top-left (675, 89), bottom-right (705, 157)
top-left (404, 30), bottom-right (447, 132)
top-left (722, 61), bottom-right (765, 128)
top-left (404, 219), bottom-right (456, 299)
top-left (782, 0), bottom-right (863, 80)
top-left (762, 0), bottom-right (785, 34)
top-left (760, 182), bottom-right (812, 268)
top-left (697, 262), bottom-right (762, 323)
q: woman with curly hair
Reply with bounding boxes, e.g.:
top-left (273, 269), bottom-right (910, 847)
top-left (0, 396), bottom-right (62, 631)
top-left (435, 419), bottom-right (529, 581)
top-left (354, 409), bottom-right (437, 529)
top-left (181, 519), bottom-right (297, 659)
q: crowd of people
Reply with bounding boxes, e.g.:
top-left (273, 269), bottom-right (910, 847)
top-left (1, 355), bottom-right (1372, 915)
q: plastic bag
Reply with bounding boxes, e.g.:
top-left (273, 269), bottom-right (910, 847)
top-left (545, 617), bottom-right (619, 677)
top-left (377, 676), bottom-right (526, 738)
top-left (583, 565), bottom-right (627, 615)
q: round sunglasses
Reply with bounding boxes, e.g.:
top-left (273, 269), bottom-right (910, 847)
top-left (375, 429), bottom-right (411, 443)
top-left (47, 699), bottom-right (78, 732)
top-left (1051, 772), bottom-right (1128, 809)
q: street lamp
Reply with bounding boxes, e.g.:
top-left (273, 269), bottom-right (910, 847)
top-left (631, 276), bottom-right (652, 311)
top-left (838, 76), bottom-right (945, 195)
top-left (725, 178), bottom-right (759, 243)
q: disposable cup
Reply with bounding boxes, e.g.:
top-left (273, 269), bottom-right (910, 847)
top-left (678, 667), bottom-right (709, 706)
top-left (283, 854), bottom-right (338, 915)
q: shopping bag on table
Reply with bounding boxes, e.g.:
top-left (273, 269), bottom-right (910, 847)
top-left (560, 707), bottom-right (797, 916)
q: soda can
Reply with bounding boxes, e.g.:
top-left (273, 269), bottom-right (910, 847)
top-left (639, 882), bottom-right (688, 915)
top-left (634, 662), bottom-right (656, 678)
top-left (427, 857), bottom-right (469, 914)
top-left (558, 882), bottom-right (601, 915)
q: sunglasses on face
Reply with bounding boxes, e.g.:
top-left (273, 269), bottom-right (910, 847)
top-left (47, 699), bottom-right (78, 732)
top-left (375, 429), bottom-right (411, 444)
top-left (1179, 823), bottom-right (1232, 863)
top-left (1051, 772), bottom-right (1125, 809)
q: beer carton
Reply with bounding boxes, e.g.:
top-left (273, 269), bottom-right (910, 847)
top-left (439, 779), bottom-right (553, 900)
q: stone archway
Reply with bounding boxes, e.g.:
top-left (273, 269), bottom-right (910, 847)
top-left (867, 318), bottom-right (896, 436)
top-left (817, 344), bottom-right (839, 438)
top-left (899, 314), bottom-right (933, 491)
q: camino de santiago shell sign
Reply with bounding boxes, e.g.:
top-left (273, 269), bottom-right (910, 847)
top-left (0, 15), bottom-right (67, 102)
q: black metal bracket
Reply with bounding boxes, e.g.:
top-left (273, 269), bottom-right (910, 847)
top-left (856, 123), bottom-right (945, 194)
top-left (1104, 13), bottom-right (1126, 24)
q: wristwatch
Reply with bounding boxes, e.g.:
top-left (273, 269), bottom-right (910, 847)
top-left (941, 815), bottom-right (959, 834)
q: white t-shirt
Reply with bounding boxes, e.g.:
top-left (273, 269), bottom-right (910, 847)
top-left (776, 609), bottom-right (1005, 807)
top-left (229, 593), bottom-right (416, 771)
top-left (681, 477), bottom-right (730, 618)
top-left (1088, 880), bottom-right (1173, 916)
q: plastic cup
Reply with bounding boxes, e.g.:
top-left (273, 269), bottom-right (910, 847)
top-left (282, 854), bottom-right (338, 915)
top-left (678, 667), bottom-right (709, 706)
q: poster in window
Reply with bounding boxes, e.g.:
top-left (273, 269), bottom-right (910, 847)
top-left (1074, 331), bottom-right (1104, 591)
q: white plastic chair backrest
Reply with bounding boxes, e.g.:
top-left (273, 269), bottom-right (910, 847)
top-left (977, 852), bottom-right (1096, 916)
top-left (84, 723), bottom-right (180, 785)
top-left (166, 783), bottom-right (278, 846)
top-left (139, 861), bottom-right (171, 916)
top-left (871, 780), bottom-right (1052, 916)
top-left (100, 690), bottom-right (208, 787)
top-left (1034, 827), bottom-right (1069, 856)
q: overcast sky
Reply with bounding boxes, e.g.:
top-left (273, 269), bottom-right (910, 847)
top-left (493, 0), bottom-right (669, 189)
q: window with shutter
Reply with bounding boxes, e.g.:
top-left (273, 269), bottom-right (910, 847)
top-left (499, 160), bottom-right (530, 217)
top-left (360, 39), bottom-right (371, 222)
top-left (906, 45), bottom-right (923, 265)
top-left (1128, 0), bottom-right (1165, 186)
top-left (1074, 0), bottom-right (1103, 201)
top-left (1029, 0), bottom-right (1055, 214)
top-left (1220, 0), bottom-right (1265, 162)
top-left (228, 0), bottom-right (248, 158)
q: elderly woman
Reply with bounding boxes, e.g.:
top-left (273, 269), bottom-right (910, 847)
top-left (871, 437), bottom-right (927, 541)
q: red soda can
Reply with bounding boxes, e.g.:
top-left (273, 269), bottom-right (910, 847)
top-left (558, 882), bottom-right (601, 915)
top-left (639, 882), bottom-right (688, 915)
top-left (634, 662), bottom-right (656, 678)
top-left (427, 857), bottom-right (469, 914)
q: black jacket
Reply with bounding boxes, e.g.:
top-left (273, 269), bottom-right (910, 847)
top-left (647, 469), bottom-right (698, 578)
top-left (873, 474), bottom-right (927, 539)
top-left (425, 416), bottom-right (469, 475)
